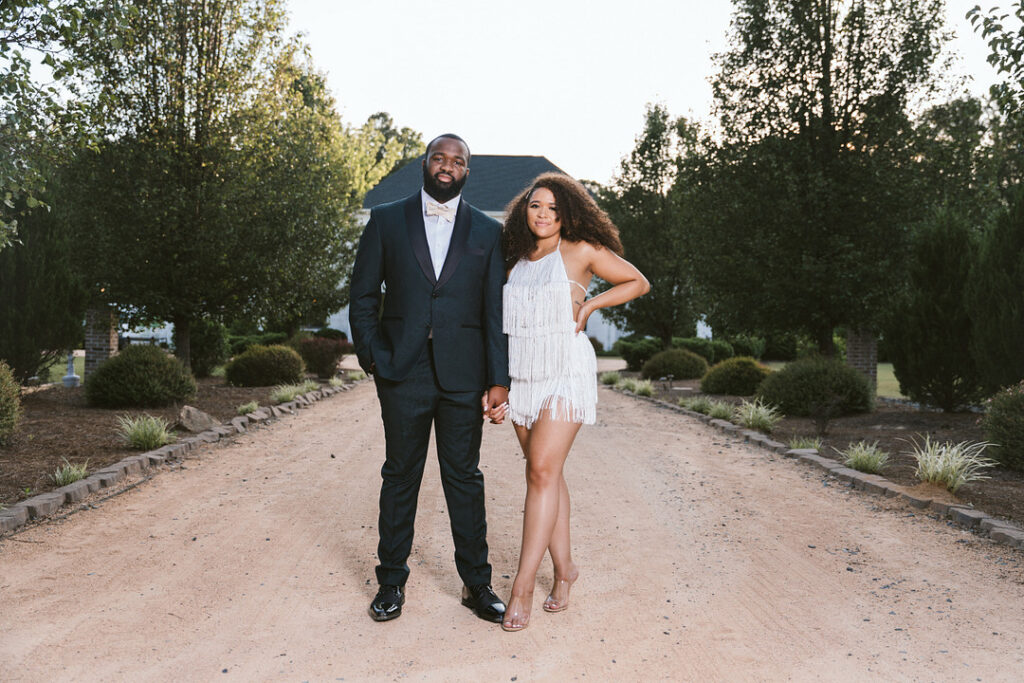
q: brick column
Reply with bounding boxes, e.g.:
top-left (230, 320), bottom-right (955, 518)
top-left (84, 308), bottom-right (118, 378)
top-left (846, 328), bottom-right (877, 391)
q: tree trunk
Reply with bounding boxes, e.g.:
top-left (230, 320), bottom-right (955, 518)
top-left (816, 327), bottom-right (836, 357)
top-left (173, 315), bottom-right (192, 371)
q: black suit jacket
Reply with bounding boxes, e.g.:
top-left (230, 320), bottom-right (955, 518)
top-left (348, 192), bottom-right (510, 392)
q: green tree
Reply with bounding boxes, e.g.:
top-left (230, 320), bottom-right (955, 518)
top-left (596, 104), bottom-right (697, 347)
top-left (967, 2), bottom-right (1024, 118)
top-left (967, 189), bottom-right (1024, 392)
top-left (0, 0), bottom-right (132, 248)
top-left (883, 207), bottom-right (984, 411)
top-left (691, 0), bottom-right (948, 354)
top-left (0, 177), bottom-right (86, 383)
top-left (67, 1), bottom-right (407, 364)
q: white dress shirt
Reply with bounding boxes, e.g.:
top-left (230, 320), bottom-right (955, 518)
top-left (421, 189), bottom-right (460, 280)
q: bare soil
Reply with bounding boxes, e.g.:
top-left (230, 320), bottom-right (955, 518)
top-left (0, 378), bottom-right (280, 507)
top-left (1, 383), bottom-right (1022, 680)
top-left (651, 377), bottom-right (1024, 526)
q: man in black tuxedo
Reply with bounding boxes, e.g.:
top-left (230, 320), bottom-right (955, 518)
top-left (349, 134), bottom-right (509, 623)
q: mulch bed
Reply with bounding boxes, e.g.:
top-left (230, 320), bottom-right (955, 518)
top-left (0, 378), bottom-right (281, 507)
top-left (648, 377), bottom-right (1024, 526)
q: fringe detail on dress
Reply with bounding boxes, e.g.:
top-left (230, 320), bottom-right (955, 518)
top-left (503, 250), bottom-right (598, 428)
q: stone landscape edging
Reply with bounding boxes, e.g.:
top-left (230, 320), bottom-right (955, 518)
top-left (0, 381), bottom-right (364, 537)
top-left (610, 386), bottom-right (1024, 551)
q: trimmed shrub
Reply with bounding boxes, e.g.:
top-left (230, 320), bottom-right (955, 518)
top-left (228, 331), bottom-right (289, 356)
top-left (189, 319), bottom-right (231, 378)
top-left (297, 336), bottom-right (350, 378)
top-left (86, 345), bottom-right (197, 408)
top-left (727, 334), bottom-right (766, 360)
top-left (982, 381), bottom-right (1024, 471)
top-left (672, 337), bottom-right (713, 363)
top-left (701, 356), bottom-right (771, 396)
top-left (224, 344), bottom-right (304, 387)
top-left (314, 327), bottom-right (348, 341)
top-left (883, 208), bottom-right (983, 411)
top-left (0, 360), bottom-right (22, 444)
top-left (641, 349), bottom-right (708, 380)
top-left (756, 357), bottom-right (872, 432)
top-left (710, 340), bottom-right (734, 363)
top-left (613, 337), bottom-right (661, 371)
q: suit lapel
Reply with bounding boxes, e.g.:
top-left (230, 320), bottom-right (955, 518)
top-left (404, 193), bottom-right (436, 285)
top-left (436, 199), bottom-right (471, 289)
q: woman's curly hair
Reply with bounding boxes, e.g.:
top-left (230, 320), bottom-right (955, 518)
top-left (502, 172), bottom-right (623, 270)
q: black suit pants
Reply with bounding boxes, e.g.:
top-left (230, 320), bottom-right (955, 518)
top-left (373, 341), bottom-right (491, 587)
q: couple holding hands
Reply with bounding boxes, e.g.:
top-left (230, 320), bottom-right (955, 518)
top-left (349, 133), bottom-right (649, 632)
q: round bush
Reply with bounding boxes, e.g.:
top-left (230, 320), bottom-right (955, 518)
top-left (641, 348), bottom-right (709, 380)
top-left (613, 337), bottom-right (662, 371)
top-left (982, 381), bottom-right (1024, 471)
top-left (728, 335), bottom-right (766, 360)
top-left (314, 327), bottom-right (348, 341)
top-left (224, 344), bottom-right (305, 386)
top-left (86, 344), bottom-right (197, 408)
top-left (189, 319), bottom-right (230, 378)
top-left (297, 337), bottom-right (349, 379)
top-left (756, 357), bottom-right (872, 418)
top-left (0, 360), bottom-right (22, 444)
top-left (701, 356), bottom-right (772, 396)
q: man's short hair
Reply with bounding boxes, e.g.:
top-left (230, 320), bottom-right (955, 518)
top-left (426, 133), bottom-right (470, 161)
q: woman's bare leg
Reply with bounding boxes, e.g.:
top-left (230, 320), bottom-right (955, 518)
top-left (504, 413), bottom-right (581, 630)
top-left (543, 475), bottom-right (578, 611)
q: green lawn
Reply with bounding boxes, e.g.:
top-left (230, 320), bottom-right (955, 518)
top-left (43, 355), bottom-right (85, 384)
top-left (763, 361), bottom-right (904, 399)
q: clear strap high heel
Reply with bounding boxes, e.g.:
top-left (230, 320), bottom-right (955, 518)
top-left (501, 592), bottom-right (533, 632)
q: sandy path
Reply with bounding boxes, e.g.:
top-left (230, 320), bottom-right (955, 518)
top-left (2, 382), bottom-right (1023, 682)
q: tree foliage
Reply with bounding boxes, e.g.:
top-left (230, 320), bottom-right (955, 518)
top-left (65, 0), bottom-right (415, 364)
top-left (0, 0), bottom-right (132, 248)
top-left (596, 104), bottom-right (697, 347)
top-left (0, 175), bottom-right (86, 383)
top-left (968, 2), bottom-right (1024, 119)
top-left (967, 189), bottom-right (1024, 392)
top-left (688, 0), bottom-right (948, 354)
top-left (883, 207), bottom-right (984, 411)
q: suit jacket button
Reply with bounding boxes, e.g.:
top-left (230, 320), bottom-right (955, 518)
top-left (431, 291), bottom-right (439, 298)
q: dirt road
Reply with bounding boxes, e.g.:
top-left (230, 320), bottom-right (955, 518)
top-left (2, 381), bottom-right (1023, 681)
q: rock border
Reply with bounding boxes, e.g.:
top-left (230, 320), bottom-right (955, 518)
top-left (612, 387), bottom-right (1024, 551)
top-left (0, 382), bottom-right (363, 537)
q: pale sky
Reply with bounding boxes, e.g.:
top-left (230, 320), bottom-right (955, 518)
top-left (286, 0), bottom-right (1000, 184)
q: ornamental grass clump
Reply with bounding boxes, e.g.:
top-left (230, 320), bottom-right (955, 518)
top-left (838, 441), bottom-right (889, 474)
top-left (708, 400), bottom-right (734, 420)
top-left (236, 401), bottom-right (258, 416)
top-left (788, 436), bottom-right (823, 451)
top-left (619, 377), bottom-right (639, 393)
top-left (733, 398), bottom-right (782, 433)
top-left (116, 413), bottom-right (176, 450)
top-left (680, 396), bottom-right (713, 414)
top-left (51, 458), bottom-right (88, 486)
top-left (270, 379), bottom-right (320, 404)
top-left (600, 371), bottom-right (621, 386)
top-left (907, 435), bottom-right (996, 493)
top-left (633, 379), bottom-right (654, 397)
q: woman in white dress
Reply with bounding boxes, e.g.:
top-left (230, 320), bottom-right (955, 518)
top-left (490, 173), bottom-right (649, 631)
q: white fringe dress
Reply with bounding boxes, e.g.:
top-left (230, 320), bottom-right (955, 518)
top-left (503, 242), bottom-right (597, 428)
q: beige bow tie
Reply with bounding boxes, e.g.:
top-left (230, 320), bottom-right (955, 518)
top-left (425, 201), bottom-right (456, 222)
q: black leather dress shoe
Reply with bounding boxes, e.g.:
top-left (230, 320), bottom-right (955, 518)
top-left (369, 584), bottom-right (404, 622)
top-left (461, 584), bottom-right (506, 623)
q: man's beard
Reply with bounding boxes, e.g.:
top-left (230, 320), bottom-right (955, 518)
top-left (422, 165), bottom-right (467, 204)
